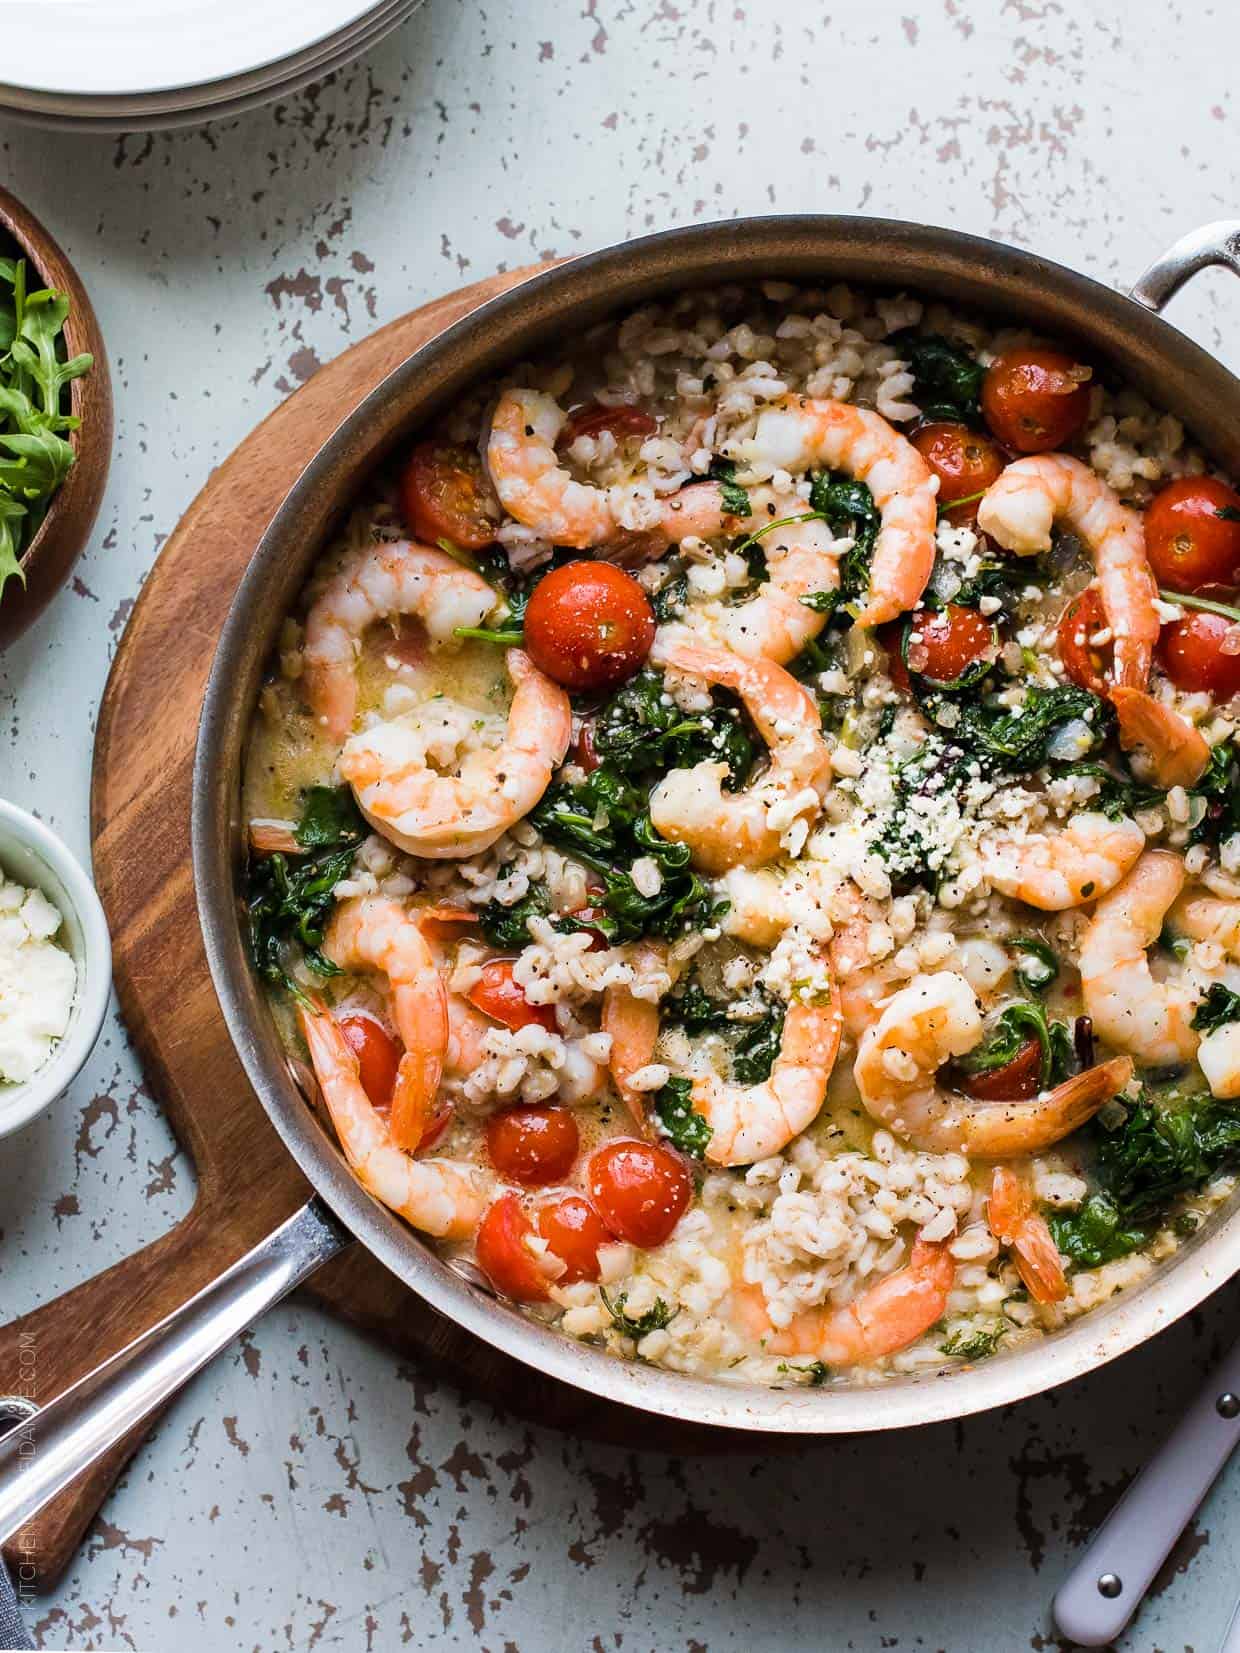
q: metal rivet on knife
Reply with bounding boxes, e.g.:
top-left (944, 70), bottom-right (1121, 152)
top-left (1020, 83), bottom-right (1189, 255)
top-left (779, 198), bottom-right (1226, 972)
top-left (1097, 1573), bottom-right (1123, 1599)
top-left (1217, 1392), bottom-right (1240, 1419)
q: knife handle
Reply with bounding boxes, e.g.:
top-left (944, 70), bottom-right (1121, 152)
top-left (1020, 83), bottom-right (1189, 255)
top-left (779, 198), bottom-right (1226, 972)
top-left (1053, 1336), bottom-right (1240, 1647)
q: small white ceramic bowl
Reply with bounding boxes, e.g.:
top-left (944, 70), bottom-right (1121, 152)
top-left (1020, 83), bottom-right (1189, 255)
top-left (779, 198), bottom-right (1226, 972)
top-left (0, 799), bottom-right (112, 1138)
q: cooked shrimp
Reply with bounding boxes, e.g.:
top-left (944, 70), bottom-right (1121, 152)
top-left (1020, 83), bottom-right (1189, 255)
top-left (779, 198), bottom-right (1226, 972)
top-left (298, 1001), bottom-right (485, 1239)
top-left (976, 455), bottom-right (1160, 687)
top-left (303, 540), bottom-right (498, 743)
top-left (414, 905), bottom-right (495, 1076)
top-left (739, 396), bottom-right (938, 627)
top-left (689, 976), bottom-right (843, 1164)
top-left (248, 820), bottom-right (300, 855)
top-left (853, 970), bottom-right (1133, 1155)
top-left (829, 885), bottom-right (900, 1039)
top-left (1079, 849), bottom-right (1200, 1067)
top-left (987, 1167), bottom-right (1067, 1304)
top-left (665, 508), bottom-right (842, 663)
top-left (486, 388), bottom-right (737, 551)
top-left (981, 811), bottom-right (1145, 911)
top-left (772, 1238), bottom-right (955, 1366)
top-left (1110, 686), bottom-right (1210, 789)
top-left (717, 867), bottom-right (797, 948)
top-left (1169, 892), bottom-right (1240, 957)
top-left (648, 641), bottom-right (832, 873)
top-left (601, 940), bottom-right (668, 1130)
top-left (324, 896), bottom-right (449, 1149)
top-left (339, 648), bottom-right (571, 859)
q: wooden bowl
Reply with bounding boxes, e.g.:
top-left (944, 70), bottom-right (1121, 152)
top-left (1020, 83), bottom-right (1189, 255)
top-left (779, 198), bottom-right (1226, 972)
top-left (0, 186), bottom-right (112, 649)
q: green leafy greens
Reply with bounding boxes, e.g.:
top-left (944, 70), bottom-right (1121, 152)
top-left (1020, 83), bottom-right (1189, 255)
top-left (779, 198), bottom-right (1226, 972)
top-left (1050, 1092), bottom-right (1240, 1267)
top-left (246, 786), bottom-right (366, 985)
top-left (808, 473), bottom-right (880, 602)
top-left (956, 1001), bottom-right (1074, 1089)
top-left (653, 1075), bottom-right (713, 1159)
top-left (1191, 983), bottom-right (1240, 1035)
top-left (889, 330), bottom-right (986, 424)
top-left (939, 1323), bottom-right (1007, 1361)
top-left (707, 455), bottom-right (752, 519)
top-left (0, 256), bottom-right (94, 600)
top-left (600, 1288), bottom-right (676, 1339)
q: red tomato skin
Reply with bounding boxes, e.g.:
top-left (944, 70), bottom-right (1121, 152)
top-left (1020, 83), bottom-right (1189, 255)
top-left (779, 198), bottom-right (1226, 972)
top-left (1158, 606), bottom-right (1240, 698)
top-left (1145, 477), bottom-right (1240, 594)
top-left (905, 604), bottom-right (994, 684)
top-left (565, 905), bottom-right (611, 952)
top-left (1056, 586), bottom-right (1111, 694)
top-left (338, 1014), bottom-right (401, 1110)
top-left (468, 959), bottom-right (557, 1032)
top-left (475, 1193), bottom-right (553, 1302)
top-left (523, 562), bottom-right (656, 692)
top-left (486, 1106), bottom-right (580, 1186)
top-left (399, 440), bottom-right (497, 551)
top-left (573, 722), bottom-right (602, 772)
top-left (981, 347), bottom-right (1092, 453)
top-left (910, 422), bottom-right (1005, 524)
top-left (587, 1140), bottom-right (693, 1249)
top-left (877, 620), bottom-right (911, 692)
top-left (562, 403), bottom-right (658, 446)
top-left (959, 1038), bottom-right (1042, 1102)
top-left (536, 1194), bottom-right (612, 1283)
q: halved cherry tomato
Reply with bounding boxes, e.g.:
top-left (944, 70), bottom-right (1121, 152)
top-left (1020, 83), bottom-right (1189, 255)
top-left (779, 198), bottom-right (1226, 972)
top-left (486, 1105), bottom-right (580, 1185)
top-left (587, 1139), bottom-right (692, 1249)
top-left (523, 561), bottom-right (655, 692)
top-left (1056, 586), bottom-right (1111, 694)
top-left (1145, 477), bottom-right (1240, 594)
top-left (475, 1193), bottom-right (554, 1302)
top-left (959, 1037), bottom-right (1042, 1102)
top-left (418, 1104), bottom-right (453, 1154)
top-left (981, 347), bottom-right (1092, 453)
top-left (910, 422), bottom-right (1005, 524)
top-left (338, 1014), bottom-right (400, 1111)
top-left (1158, 599), bottom-right (1240, 698)
top-left (536, 1193), bottom-right (612, 1283)
top-left (565, 905), bottom-right (611, 952)
top-left (905, 604), bottom-right (995, 685)
top-left (877, 620), bottom-right (911, 692)
top-left (399, 440), bottom-right (498, 551)
top-left (573, 722), bottom-right (602, 772)
top-left (561, 402), bottom-right (658, 447)
top-left (468, 958), bottom-right (557, 1032)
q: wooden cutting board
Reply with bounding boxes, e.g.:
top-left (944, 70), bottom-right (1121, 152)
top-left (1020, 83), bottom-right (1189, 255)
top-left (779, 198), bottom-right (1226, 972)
top-left (0, 264), bottom-right (757, 1591)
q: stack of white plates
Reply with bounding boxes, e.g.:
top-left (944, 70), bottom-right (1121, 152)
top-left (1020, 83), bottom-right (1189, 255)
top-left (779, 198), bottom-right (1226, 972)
top-left (0, 0), bottom-right (423, 132)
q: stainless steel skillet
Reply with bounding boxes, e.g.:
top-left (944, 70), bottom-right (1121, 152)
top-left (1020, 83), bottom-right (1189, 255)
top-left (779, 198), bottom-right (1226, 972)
top-left (5, 214), bottom-right (1240, 1542)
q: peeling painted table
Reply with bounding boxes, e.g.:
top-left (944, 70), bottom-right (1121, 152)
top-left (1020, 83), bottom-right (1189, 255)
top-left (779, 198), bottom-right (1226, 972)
top-left (2, 2), bottom-right (1240, 1647)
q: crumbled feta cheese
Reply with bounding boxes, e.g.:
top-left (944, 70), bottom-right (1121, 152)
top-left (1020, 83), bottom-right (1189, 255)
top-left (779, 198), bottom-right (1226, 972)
top-left (0, 874), bottom-right (76, 1083)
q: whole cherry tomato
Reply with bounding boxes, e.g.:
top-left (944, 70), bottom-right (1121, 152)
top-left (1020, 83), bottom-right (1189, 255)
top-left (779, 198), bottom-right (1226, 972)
top-left (1144, 476), bottom-right (1240, 594)
top-left (959, 1038), bottom-right (1042, 1102)
top-left (523, 561), bottom-right (656, 692)
top-left (911, 422), bottom-right (1005, 524)
top-left (1056, 586), bottom-right (1111, 695)
top-left (1158, 600), bottom-right (1240, 699)
top-left (485, 1105), bottom-right (580, 1186)
top-left (475, 1193), bottom-right (554, 1302)
top-left (468, 958), bottom-right (557, 1032)
top-left (561, 403), bottom-right (658, 447)
top-left (587, 1139), bottom-right (692, 1249)
top-left (536, 1193), bottom-right (613, 1283)
top-left (338, 1014), bottom-right (400, 1110)
top-left (981, 347), bottom-right (1092, 453)
top-left (399, 440), bottom-right (498, 550)
top-left (905, 604), bottom-right (995, 684)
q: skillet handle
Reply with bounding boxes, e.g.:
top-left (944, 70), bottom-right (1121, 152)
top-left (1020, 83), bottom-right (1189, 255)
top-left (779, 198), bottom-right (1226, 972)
top-left (0, 1198), bottom-right (349, 1547)
top-left (1130, 220), bottom-right (1240, 311)
top-left (1051, 1331), bottom-right (1240, 1647)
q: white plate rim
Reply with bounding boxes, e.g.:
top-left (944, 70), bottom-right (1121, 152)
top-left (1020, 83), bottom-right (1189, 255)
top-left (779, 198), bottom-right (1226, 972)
top-left (0, 0), bottom-right (390, 98)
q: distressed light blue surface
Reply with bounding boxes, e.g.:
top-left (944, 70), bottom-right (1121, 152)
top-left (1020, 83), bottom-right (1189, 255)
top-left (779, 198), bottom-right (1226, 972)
top-left (2, 1), bottom-right (1239, 1647)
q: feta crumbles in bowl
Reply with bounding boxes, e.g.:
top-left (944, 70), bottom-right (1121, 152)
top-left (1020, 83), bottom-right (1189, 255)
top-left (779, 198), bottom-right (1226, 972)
top-left (0, 800), bottom-right (111, 1137)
